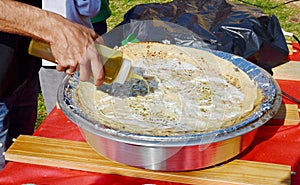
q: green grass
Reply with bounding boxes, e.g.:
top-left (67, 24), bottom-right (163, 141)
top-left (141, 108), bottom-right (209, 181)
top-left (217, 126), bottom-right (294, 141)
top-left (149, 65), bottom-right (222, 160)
top-left (106, 0), bottom-right (171, 30)
top-left (36, 91), bottom-right (47, 129)
top-left (36, 0), bottom-right (300, 128)
top-left (233, 0), bottom-right (300, 38)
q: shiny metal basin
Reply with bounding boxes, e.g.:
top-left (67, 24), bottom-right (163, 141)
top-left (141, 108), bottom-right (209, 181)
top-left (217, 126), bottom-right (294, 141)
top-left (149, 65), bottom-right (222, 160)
top-left (57, 49), bottom-right (281, 171)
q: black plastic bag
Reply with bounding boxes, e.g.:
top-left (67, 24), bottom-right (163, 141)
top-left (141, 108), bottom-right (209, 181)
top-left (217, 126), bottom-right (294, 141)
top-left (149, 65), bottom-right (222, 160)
top-left (116, 0), bottom-right (289, 73)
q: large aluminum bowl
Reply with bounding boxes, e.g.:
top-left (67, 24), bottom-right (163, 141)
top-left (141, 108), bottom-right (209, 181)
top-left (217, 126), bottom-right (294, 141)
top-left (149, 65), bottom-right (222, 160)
top-left (57, 49), bottom-right (281, 171)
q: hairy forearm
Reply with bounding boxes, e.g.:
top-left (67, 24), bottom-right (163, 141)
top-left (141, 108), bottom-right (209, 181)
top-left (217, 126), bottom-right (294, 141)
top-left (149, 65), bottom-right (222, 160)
top-left (0, 0), bottom-right (104, 85)
top-left (0, 0), bottom-right (70, 43)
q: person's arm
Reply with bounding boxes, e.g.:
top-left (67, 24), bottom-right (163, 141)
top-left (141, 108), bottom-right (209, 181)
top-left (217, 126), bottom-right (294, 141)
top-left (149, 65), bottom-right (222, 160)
top-left (0, 0), bottom-right (104, 86)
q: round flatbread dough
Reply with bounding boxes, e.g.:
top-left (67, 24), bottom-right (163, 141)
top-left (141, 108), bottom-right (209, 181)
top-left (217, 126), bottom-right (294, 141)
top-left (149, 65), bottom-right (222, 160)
top-left (75, 42), bottom-right (262, 136)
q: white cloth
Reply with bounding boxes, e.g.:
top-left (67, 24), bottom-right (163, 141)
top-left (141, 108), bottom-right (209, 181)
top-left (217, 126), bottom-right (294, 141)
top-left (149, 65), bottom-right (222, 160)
top-left (42, 0), bottom-right (67, 16)
top-left (42, 0), bottom-right (67, 66)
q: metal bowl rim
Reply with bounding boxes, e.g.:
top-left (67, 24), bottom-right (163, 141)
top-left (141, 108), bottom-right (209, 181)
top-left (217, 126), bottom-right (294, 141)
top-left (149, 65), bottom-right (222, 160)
top-left (57, 48), bottom-right (282, 147)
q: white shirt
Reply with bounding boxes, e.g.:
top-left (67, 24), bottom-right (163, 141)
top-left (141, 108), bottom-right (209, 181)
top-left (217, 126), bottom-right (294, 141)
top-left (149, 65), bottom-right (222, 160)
top-left (42, 0), bottom-right (67, 66)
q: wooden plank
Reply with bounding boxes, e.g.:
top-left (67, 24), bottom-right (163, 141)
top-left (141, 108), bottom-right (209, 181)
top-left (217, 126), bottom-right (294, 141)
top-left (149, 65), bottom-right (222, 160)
top-left (272, 104), bottom-right (300, 125)
top-left (273, 61), bottom-right (300, 81)
top-left (5, 135), bottom-right (291, 185)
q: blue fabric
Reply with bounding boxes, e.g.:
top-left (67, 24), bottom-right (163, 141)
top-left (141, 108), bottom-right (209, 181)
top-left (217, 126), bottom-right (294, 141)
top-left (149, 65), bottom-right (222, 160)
top-left (66, 0), bottom-right (101, 28)
top-left (0, 103), bottom-right (8, 169)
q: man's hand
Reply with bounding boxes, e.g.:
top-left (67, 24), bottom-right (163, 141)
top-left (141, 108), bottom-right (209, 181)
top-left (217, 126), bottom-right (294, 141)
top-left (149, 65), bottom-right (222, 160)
top-left (0, 0), bottom-right (105, 86)
top-left (50, 21), bottom-right (105, 86)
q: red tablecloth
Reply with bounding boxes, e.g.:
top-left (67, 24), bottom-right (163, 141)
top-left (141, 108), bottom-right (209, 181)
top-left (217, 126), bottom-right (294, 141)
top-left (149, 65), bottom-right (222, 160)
top-left (288, 43), bottom-right (300, 61)
top-left (0, 45), bottom-right (299, 184)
